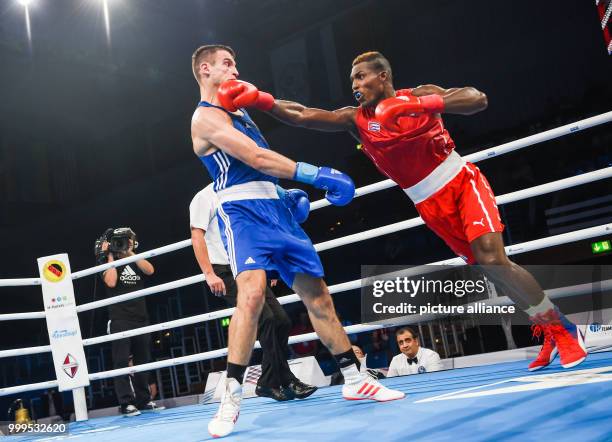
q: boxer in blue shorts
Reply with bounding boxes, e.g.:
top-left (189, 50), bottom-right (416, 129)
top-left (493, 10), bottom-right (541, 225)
top-left (191, 44), bottom-right (405, 438)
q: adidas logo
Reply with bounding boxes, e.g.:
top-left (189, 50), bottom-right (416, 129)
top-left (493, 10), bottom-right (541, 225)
top-left (244, 257), bottom-right (256, 265)
top-left (338, 357), bottom-right (351, 364)
top-left (119, 265), bottom-right (140, 283)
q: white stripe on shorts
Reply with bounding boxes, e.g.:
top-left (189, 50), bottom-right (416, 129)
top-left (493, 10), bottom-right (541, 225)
top-left (217, 205), bottom-right (237, 276)
top-left (466, 166), bottom-right (495, 232)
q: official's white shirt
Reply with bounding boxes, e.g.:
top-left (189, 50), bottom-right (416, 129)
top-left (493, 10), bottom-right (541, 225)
top-left (189, 184), bottom-right (230, 265)
top-left (387, 347), bottom-right (442, 377)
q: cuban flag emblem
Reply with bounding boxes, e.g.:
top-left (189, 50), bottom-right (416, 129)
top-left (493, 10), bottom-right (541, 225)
top-left (368, 121), bottom-right (381, 132)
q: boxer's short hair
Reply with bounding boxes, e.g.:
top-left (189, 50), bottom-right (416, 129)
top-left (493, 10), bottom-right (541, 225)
top-left (192, 44), bottom-right (236, 82)
top-left (352, 51), bottom-right (392, 81)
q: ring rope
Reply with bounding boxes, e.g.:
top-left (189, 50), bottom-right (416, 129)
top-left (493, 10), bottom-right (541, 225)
top-left (1, 278), bottom-right (610, 397)
top-left (1, 222), bottom-right (609, 359)
top-left (309, 111), bottom-right (612, 210)
top-left (314, 166), bottom-right (612, 252)
top-left (1, 111), bottom-right (610, 288)
top-left (0, 112), bottom-right (610, 398)
top-left (0, 163), bottom-right (610, 297)
top-left (1, 165), bottom-right (610, 322)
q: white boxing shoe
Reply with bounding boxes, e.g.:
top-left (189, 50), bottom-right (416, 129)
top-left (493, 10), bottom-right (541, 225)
top-left (342, 373), bottom-right (405, 402)
top-left (208, 378), bottom-right (242, 438)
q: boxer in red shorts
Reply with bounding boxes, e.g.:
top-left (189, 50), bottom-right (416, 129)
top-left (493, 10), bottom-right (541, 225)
top-left (215, 51), bottom-right (587, 371)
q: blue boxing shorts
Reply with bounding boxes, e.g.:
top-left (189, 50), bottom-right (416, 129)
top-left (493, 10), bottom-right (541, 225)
top-left (215, 183), bottom-right (324, 288)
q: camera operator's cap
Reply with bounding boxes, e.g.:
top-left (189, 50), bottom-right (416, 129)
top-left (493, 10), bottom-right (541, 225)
top-left (113, 227), bottom-right (136, 238)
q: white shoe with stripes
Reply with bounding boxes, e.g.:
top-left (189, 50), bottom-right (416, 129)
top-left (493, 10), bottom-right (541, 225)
top-left (208, 378), bottom-right (242, 438)
top-left (342, 373), bottom-right (405, 402)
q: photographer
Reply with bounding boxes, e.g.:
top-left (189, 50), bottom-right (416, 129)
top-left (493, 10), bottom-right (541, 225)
top-left (96, 228), bottom-right (162, 416)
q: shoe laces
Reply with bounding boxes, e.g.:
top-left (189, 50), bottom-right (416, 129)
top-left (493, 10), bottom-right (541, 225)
top-left (532, 324), bottom-right (554, 342)
top-left (365, 370), bottom-right (383, 386)
top-left (218, 386), bottom-right (240, 421)
top-left (531, 324), bottom-right (543, 339)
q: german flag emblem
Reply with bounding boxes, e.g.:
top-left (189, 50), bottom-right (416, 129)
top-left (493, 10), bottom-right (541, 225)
top-left (43, 260), bottom-right (66, 283)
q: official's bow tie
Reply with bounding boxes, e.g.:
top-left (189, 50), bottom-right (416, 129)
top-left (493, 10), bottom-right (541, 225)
top-left (407, 357), bottom-right (418, 365)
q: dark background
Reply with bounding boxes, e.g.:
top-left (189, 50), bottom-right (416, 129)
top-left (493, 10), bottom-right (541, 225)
top-left (0, 0), bottom-right (611, 415)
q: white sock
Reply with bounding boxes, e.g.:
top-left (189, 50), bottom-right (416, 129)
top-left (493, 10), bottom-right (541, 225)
top-left (525, 296), bottom-right (556, 317)
top-left (341, 364), bottom-right (362, 385)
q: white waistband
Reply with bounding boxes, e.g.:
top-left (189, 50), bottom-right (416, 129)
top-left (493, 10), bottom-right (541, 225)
top-left (216, 181), bottom-right (279, 204)
top-left (404, 150), bottom-right (465, 204)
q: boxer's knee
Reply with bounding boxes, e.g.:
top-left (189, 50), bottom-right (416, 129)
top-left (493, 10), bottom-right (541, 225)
top-left (236, 271), bottom-right (267, 319)
top-left (475, 251), bottom-right (508, 266)
top-left (471, 233), bottom-right (510, 266)
top-left (239, 286), bottom-right (265, 316)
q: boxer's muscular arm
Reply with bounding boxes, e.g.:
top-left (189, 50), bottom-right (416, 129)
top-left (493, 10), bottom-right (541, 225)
top-left (191, 106), bottom-right (296, 179)
top-left (269, 101), bottom-right (358, 133)
top-left (412, 84), bottom-right (488, 115)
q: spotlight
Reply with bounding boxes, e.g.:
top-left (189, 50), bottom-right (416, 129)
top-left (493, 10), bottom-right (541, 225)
top-left (17, 0), bottom-right (33, 53)
top-left (101, 0), bottom-right (111, 48)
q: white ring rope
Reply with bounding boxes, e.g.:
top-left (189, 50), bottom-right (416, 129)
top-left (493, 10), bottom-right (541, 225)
top-left (1, 277), bottom-right (610, 397)
top-left (2, 111), bottom-right (610, 288)
top-left (0, 163), bottom-right (610, 310)
top-left (313, 166), bottom-right (612, 252)
top-left (1, 222), bottom-right (610, 359)
top-left (71, 239), bottom-right (193, 281)
top-left (0, 240), bottom-right (193, 288)
top-left (0, 275), bottom-right (207, 322)
top-left (76, 275), bottom-right (205, 314)
top-left (309, 110), bottom-right (612, 210)
top-left (0, 112), bottom-right (610, 397)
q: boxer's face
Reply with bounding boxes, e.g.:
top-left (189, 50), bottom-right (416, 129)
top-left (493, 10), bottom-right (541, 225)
top-left (350, 62), bottom-right (387, 107)
top-left (397, 331), bottom-right (419, 358)
top-left (204, 50), bottom-right (239, 85)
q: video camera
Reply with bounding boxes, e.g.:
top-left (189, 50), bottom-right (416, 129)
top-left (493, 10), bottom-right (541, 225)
top-left (94, 227), bottom-right (138, 264)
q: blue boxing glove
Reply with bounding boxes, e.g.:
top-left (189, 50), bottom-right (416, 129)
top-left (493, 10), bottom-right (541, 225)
top-left (276, 186), bottom-right (311, 223)
top-left (293, 163), bottom-right (355, 206)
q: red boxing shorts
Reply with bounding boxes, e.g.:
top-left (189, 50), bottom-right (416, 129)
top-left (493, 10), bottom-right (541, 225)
top-left (415, 162), bottom-right (504, 264)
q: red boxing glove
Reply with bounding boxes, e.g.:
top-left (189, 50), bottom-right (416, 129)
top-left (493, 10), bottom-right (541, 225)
top-left (375, 94), bottom-right (445, 132)
top-left (217, 80), bottom-right (275, 112)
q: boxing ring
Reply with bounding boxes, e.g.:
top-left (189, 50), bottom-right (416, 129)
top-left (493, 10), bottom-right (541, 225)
top-left (23, 353), bottom-right (612, 441)
top-left (1, 111), bottom-right (612, 440)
